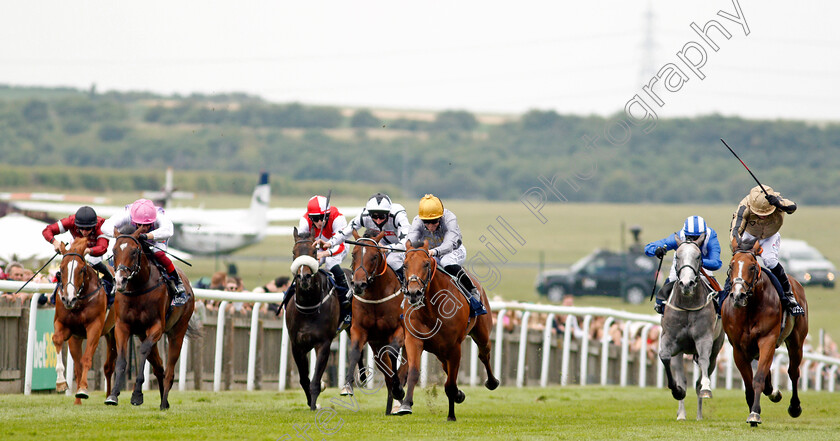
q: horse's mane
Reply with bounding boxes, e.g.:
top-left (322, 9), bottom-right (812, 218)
top-left (363, 229), bottom-right (381, 239)
top-left (69, 236), bottom-right (88, 254)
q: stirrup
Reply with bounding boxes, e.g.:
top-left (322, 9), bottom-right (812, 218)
top-left (172, 285), bottom-right (188, 306)
top-left (654, 303), bottom-right (664, 315)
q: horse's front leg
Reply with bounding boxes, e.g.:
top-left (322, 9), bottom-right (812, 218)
top-left (160, 330), bottom-right (187, 410)
top-left (291, 346), bottom-right (312, 408)
top-left (444, 348), bottom-right (465, 422)
top-left (75, 320), bottom-right (106, 401)
top-left (106, 321), bottom-right (131, 405)
top-left (308, 342), bottom-right (332, 411)
top-left (659, 344), bottom-right (686, 402)
top-left (52, 323), bottom-right (71, 393)
top-left (68, 337), bottom-right (84, 405)
top-left (103, 331), bottom-right (117, 399)
top-left (393, 337), bottom-right (423, 416)
top-left (341, 329), bottom-right (368, 396)
top-left (785, 335), bottom-right (805, 418)
top-left (695, 337), bottom-right (714, 399)
top-left (131, 322), bottom-right (164, 406)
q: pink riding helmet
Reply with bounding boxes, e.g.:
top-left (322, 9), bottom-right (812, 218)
top-left (130, 199), bottom-right (157, 224)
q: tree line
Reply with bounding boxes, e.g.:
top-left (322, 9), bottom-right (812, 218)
top-left (1, 85), bottom-right (838, 204)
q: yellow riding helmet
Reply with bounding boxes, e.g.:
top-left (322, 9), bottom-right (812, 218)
top-left (418, 194), bottom-right (444, 220)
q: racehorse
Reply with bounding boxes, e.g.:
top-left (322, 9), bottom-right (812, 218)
top-left (340, 229), bottom-right (407, 415)
top-left (52, 237), bottom-right (117, 404)
top-left (722, 238), bottom-right (809, 426)
top-left (394, 239), bottom-right (499, 421)
top-left (287, 227), bottom-right (361, 410)
top-left (106, 228), bottom-right (198, 409)
top-left (658, 236), bottom-right (725, 420)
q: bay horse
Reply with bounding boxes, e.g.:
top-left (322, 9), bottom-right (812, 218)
top-left (52, 237), bottom-right (117, 404)
top-left (658, 236), bottom-right (725, 421)
top-left (340, 229), bottom-right (407, 415)
top-left (106, 229), bottom-right (198, 409)
top-left (287, 227), bottom-right (360, 410)
top-left (722, 238), bottom-right (808, 426)
top-left (394, 239), bottom-right (499, 421)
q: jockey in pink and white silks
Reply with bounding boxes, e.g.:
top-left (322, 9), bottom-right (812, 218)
top-left (327, 193), bottom-right (411, 284)
top-left (102, 199), bottom-right (188, 306)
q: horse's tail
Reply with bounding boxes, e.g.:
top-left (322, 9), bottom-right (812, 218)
top-left (185, 313), bottom-right (203, 340)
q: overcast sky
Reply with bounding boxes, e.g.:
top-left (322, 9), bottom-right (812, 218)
top-left (2, 0), bottom-right (838, 121)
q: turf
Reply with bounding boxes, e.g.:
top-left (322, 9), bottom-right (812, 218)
top-left (2, 386), bottom-right (839, 440)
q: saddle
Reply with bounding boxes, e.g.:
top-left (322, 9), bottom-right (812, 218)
top-left (437, 267), bottom-right (473, 302)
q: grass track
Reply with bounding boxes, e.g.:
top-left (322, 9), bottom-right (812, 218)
top-left (2, 387), bottom-right (840, 440)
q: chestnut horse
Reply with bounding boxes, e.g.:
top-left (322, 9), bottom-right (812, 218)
top-left (106, 230), bottom-right (198, 409)
top-left (340, 229), bottom-right (407, 415)
top-left (287, 227), bottom-right (360, 410)
top-left (52, 237), bottom-right (116, 404)
top-left (722, 239), bottom-right (808, 426)
top-left (395, 239), bottom-right (498, 421)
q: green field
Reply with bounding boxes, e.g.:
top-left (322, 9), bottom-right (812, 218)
top-left (2, 387), bottom-right (839, 440)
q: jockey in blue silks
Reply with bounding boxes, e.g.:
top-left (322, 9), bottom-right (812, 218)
top-left (644, 215), bottom-right (722, 315)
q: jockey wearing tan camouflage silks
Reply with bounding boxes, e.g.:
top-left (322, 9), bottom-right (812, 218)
top-left (722, 185), bottom-right (804, 316)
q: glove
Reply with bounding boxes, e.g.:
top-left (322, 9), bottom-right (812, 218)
top-left (654, 246), bottom-right (667, 258)
top-left (765, 194), bottom-right (781, 207)
top-left (138, 233), bottom-right (148, 241)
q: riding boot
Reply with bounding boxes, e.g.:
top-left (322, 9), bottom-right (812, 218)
top-left (276, 282), bottom-right (295, 316)
top-left (93, 262), bottom-right (115, 306)
top-left (770, 263), bottom-right (804, 316)
top-left (330, 266), bottom-right (352, 328)
top-left (654, 279), bottom-right (674, 315)
top-left (167, 270), bottom-right (188, 307)
top-left (394, 266), bottom-right (406, 286)
top-left (445, 264), bottom-right (487, 317)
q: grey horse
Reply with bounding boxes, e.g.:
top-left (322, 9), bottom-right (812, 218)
top-left (658, 234), bottom-right (725, 421)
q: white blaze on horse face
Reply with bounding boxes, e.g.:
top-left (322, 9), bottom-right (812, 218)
top-left (677, 245), bottom-right (700, 288)
top-left (120, 243), bottom-right (128, 251)
top-left (732, 261), bottom-right (745, 296)
top-left (65, 260), bottom-right (77, 300)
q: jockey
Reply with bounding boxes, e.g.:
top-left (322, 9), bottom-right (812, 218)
top-left (299, 195), bottom-right (352, 328)
top-left (405, 194), bottom-right (487, 317)
top-left (327, 192), bottom-right (411, 284)
top-left (644, 215), bottom-right (722, 315)
top-left (42, 206), bottom-right (116, 301)
top-left (725, 185), bottom-right (804, 316)
top-left (102, 199), bottom-right (188, 306)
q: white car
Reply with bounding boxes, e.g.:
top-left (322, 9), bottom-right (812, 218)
top-left (778, 239), bottom-right (836, 288)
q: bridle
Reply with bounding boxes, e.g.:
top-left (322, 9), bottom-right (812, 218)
top-left (292, 238), bottom-right (328, 314)
top-left (115, 235), bottom-right (144, 283)
top-left (729, 250), bottom-right (760, 299)
top-left (403, 248), bottom-right (435, 303)
top-left (352, 238), bottom-right (388, 287)
top-left (675, 241), bottom-right (701, 284)
top-left (60, 252), bottom-right (100, 303)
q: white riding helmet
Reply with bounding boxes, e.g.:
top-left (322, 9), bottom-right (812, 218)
top-left (365, 193), bottom-right (392, 213)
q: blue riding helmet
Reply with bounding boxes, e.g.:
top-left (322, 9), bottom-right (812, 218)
top-left (682, 215), bottom-right (707, 240)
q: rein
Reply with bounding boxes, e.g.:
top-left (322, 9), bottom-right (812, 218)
top-left (353, 238), bottom-right (388, 287)
top-left (292, 237), bottom-right (332, 314)
top-left (114, 234), bottom-right (165, 297)
top-left (729, 250), bottom-right (760, 298)
top-left (404, 248), bottom-right (437, 304)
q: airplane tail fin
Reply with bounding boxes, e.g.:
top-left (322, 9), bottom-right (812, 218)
top-left (249, 171), bottom-right (270, 232)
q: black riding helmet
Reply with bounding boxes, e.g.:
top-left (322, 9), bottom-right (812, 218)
top-left (74, 206), bottom-right (98, 229)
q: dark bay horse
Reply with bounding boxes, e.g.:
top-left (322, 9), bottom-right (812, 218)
top-left (53, 237), bottom-right (116, 404)
top-left (106, 230), bottom-right (198, 409)
top-left (658, 236), bottom-right (725, 420)
top-left (340, 229), bottom-right (407, 415)
top-left (287, 227), bottom-right (359, 410)
top-left (722, 239), bottom-right (808, 426)
top-left (395, 240), bottom-right (498, 421)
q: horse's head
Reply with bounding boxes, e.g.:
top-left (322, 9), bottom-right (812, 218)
top-left (350, 229), bottom-right (388, 294)
top-left (112, 228), bottom-right (145, 293)
top-left (290, 227), bottom-right (319, 292)
top-left (674, 234), bottom-right (703, 295)
top-left (728, 239), bottom-right (762, 308)
top-left (58, 237), bottom-right (90, 310)
top-left (403, 239), bottom-right (434, 307)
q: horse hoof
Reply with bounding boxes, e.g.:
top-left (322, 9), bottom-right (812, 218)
top-left (160, 402), bottom-right (170, 411)
top-left (485, 377), bottom-right (500, 391)
top-left (392, 387), bottom-right (405, 401)
top-left (788, 405), bottom-right (802, 418)
top-left (130, 393), bottom-right (143, 406)
top-left (747, 412), bottom-right (761, 425)
top-left (769, 390), bottom-right (782, 403)
top-left (75, 389), bottom-right (89, 399)
top-left (388, 400), bottom-right (402, 416)
top-left (454, 390), bottom-right (465, 404)
top-left (699, 389), bottom-right (712, 399)
top-left (393, 403), bottom-right (413, 415)
top-left (447, 415), bottom-right (457, 422)
top-left (671, 388), bottom-right (686, 401)
top-left (339, 386), bottom-right (353, 396)
top-left (676, 415), bottom-right (686, 421)
top-left (104, 396), bottom-right (118, 406)
top-left (56, 382), bottom-right (68, 393)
